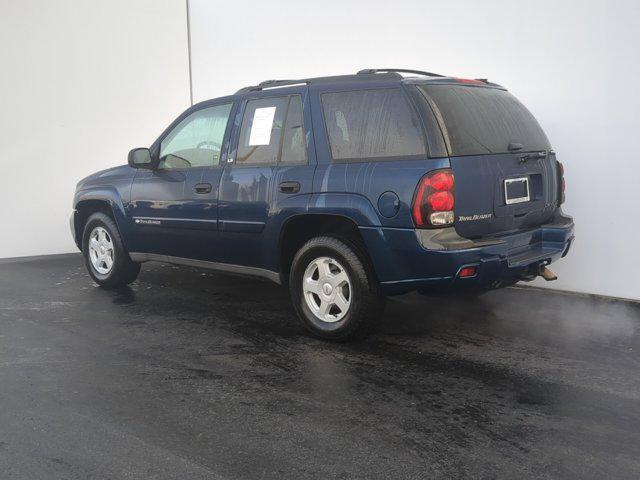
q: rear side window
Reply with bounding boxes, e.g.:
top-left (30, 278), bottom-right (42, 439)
top-left (280, 96), bottom-right (307, 164)
top-left (237, 95), bottom-right (307, 165)
top-left (321, 89), bottom-right (426, 161)
top-left (418, 85), bottom-right (550, 156)
top-left (237, 97), bottom-right (288, 165)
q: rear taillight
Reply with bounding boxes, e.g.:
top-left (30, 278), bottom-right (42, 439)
top-left (412, 169), bottom-right (455, 228)
top-left (557, 161), bottom-right (565, 204)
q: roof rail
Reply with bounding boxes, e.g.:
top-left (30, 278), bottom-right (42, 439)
top-left (357, 68), bottom-right (446, 78)
top-left (235, 78), bottom-right (310, 94)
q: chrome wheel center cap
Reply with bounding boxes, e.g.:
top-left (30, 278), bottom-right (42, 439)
top-left (322, 283), bottom-right (333, 295)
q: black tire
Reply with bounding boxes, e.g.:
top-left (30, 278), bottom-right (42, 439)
top-left (289, 236), bottom-right (385, 341)
top-left (82, 212), bottom-right (140, 289)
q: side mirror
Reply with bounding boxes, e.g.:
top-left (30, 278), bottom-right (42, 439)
top-left (128, 148), bottom-right (154, 169)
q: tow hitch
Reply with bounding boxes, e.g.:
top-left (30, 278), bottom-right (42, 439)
top-left (539, 265), bottom-right (558, 281)
top-left (520, 263), bottom-right (558, 282)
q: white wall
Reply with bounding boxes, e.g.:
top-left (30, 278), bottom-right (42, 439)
top-left (0, 0), bottom-right (191, 258)
top-left (1, 0), bottom-right (637, 301)
top-left (189, 0), bottom-right (640, 300)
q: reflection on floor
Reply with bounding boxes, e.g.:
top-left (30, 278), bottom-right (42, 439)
top-left (0, 253), bottom-right (638, 479)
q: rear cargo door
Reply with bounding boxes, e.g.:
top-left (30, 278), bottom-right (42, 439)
top-left (418, 84), bottom-right (560, 238)
top-left (450, 151), bottom-right (560, 238)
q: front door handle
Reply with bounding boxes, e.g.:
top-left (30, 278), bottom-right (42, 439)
top-left (194, 183), bottom-right (212, 194)
top-left (279, 181), bottom-right (301, 194)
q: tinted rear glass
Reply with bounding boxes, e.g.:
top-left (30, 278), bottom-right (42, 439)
top-left (418, 85), bottom-right (550, 156)
top-left (322, 89), bottom-right (426, 161)
top-left (280, 95), bottom-right (307, 165)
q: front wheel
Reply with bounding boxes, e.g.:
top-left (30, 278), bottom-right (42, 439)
top-left (289, 236), bottom-right (385, 341)
top-left (82, 212), bottom-right (140, 289)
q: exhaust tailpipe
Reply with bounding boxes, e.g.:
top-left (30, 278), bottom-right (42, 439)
top-left (539, 265), bottom-right (557, 281)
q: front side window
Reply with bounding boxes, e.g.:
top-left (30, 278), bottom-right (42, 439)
top-left (159, 103), bottom-right (233, 169)
top-left (236, 95), bottom-right (307, 165)
top-left (321, 88), bottom-right (426, 161)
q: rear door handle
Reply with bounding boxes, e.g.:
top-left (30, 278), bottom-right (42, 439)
top-left (279, 181), bottom-right (300, 194)
top-left (194, 183), bottom-right (212, 194)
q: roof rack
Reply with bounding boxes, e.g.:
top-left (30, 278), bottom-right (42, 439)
top-left (235, 79), bottom-right (310, 94)
top-left (234, 69), bottom-right (444, 95)
top-left (357, 68), bottom-right (446, 78)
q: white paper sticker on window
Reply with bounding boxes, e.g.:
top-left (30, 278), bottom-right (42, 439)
top-left (249, 107), bottom-right (276, 146)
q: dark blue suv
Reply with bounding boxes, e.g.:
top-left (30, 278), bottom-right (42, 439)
top-left (71, 68), bottom-right (574, 340)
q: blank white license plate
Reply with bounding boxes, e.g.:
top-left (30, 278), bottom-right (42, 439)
top-left (504, 177), bottom-right (530, 205)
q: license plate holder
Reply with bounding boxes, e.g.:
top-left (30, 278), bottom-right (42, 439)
top-left (504, 177), bottom-right (530, 205)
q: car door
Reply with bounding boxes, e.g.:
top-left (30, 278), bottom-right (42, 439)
top-left (127, 101), bottom-right (235, 260)
top-left (217, 88), bottom-right (315, 271)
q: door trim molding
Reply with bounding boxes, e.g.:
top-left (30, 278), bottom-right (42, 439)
top-left (133, 216), bottom-right (218, 224)
top-left (129, 252), bottom-right (281, 284)
top-left (219, 219), bottom-right (265, 233)
top-left (132, 216), bottom-right (218, 230)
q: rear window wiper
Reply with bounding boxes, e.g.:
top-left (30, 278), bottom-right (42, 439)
top-left (518, 151), bottom-right (547, 163)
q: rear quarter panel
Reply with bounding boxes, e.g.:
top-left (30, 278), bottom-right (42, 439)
top-left (311, 159), bottom-right (449, 228)
top-left (308, 81), bottom-right (449, 228)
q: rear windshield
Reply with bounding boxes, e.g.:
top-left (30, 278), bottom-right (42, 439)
top-left (418, 85), bottom-right (550, 156)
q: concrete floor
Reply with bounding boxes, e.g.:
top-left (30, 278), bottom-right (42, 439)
top-left (0, 254), bottom-right (639, 480)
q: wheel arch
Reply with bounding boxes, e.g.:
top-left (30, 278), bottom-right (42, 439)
top-left (278, 213), bottom-right (379, 285)
top-left (73, 189), bottom-right (128, 251)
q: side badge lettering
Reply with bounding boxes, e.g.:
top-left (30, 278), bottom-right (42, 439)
top-left (134, 218), bottom-right (161, 225)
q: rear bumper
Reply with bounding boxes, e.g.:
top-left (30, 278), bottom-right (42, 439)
top-left (360, 210), bottom-right (574, 295)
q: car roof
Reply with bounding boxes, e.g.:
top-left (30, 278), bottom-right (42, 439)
top-left (190, 69), bottom-right (505, 110)
top-left (234, 68), bottom-right (504, 94)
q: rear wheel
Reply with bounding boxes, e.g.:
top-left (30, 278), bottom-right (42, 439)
top-left (289, 236), bottom-right (385, 341)
top-left (82, 212), bottom-right (140, 288)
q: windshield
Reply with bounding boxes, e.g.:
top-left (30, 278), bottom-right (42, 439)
top-left (418, 85), bottom-right (550, 156)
